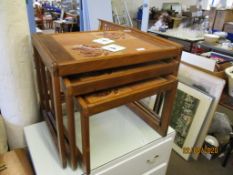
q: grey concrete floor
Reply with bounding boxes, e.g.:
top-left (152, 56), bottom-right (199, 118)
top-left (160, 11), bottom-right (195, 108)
top-left (167, 151), bottom-right (233, 175)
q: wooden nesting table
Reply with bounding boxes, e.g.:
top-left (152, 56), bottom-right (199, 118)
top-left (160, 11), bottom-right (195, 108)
top-left (32, 20), bottom-right (182, 174)
top-left (64, 74), bottom-right (178, 173)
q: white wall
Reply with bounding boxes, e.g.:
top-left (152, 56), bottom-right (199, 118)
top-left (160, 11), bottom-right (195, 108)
top-left (0, 0), bottom-right (39, 149)
top-left (181, 0), bottom-right (197, 7)
top-left (82, 0), bottom-right (113, 30)
top-left (112, 0), bottom-right (142, 20)
top-left (150, 0), bottom-right (182, 9)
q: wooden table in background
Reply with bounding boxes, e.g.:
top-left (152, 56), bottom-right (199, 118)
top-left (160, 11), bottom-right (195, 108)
top-left (148, 29), bottom-right (204, 52)
top-left (198, 41), bottom-right (233, 57)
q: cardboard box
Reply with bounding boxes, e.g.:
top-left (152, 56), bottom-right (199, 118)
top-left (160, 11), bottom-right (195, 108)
top-left (224, 22), bottom-right (233, 33)
top-left (208, 7), bottom-right (217, 30)
top-left (213, 10), bottom-right (233, 31)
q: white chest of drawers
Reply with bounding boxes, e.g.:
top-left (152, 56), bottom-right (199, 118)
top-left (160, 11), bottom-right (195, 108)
top-left (24, 106), bottom-right (175, 175)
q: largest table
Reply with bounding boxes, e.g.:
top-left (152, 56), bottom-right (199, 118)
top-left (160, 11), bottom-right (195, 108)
top-left (32, 21), bottom-right (182, 168)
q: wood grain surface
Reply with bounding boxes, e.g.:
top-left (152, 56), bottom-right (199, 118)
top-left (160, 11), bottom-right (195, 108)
top-left (32, 26), bottom-right (182, 76)
top-left (0, 149), bottom-right (34, 175)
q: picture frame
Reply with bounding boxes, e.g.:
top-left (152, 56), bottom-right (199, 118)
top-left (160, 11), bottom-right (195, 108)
top-left (171, 82), bottom-right (213, 160)
top-left (178, 63), bottom-right (225, 159)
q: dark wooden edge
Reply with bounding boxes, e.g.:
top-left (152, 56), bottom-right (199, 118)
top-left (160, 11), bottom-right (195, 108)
top-left (77, 97), bottom-right (91, 174)
top-left (159, 80), bottom-right (178, 135)
top-left (153, 92), bottom-right (165, 114)
top-left (46, 111), bottom-right (72, 160)
top-left (66, 60), bottom-right (179, 96)
top-left (32, 22), bottom-right (182, 76)
top-left (32, 35), bottom-right (58, 75)
top-left (79, 76), bottom-right (177, 115)
top-left (98, 19), bottom-right (183, 50)
top-left (73, 76), bottom-right (178, 173)
top-left (59, 49), bottom-right (180, 76)
top-left (43, 109), bottom-right (82, 166)
top-left (127, 102), bottom-right (165, 135)
top-left (98, 20), bottom-right (183, 66)
top-left (127, 79), bottom-right (177, 137)
top-left (42, 110), bottom-right (60, 154)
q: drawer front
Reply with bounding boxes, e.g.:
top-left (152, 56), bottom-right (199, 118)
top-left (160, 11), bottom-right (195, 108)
top-left (143, 163), bottom-right (167, 175)
top-left (93, 137), bottom-right (173, 175)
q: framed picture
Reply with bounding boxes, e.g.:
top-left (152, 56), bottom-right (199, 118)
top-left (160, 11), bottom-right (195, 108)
top-left (171, 82), bottom-right (213, 160)
top-left (178, 63), bottom-right (225, 159)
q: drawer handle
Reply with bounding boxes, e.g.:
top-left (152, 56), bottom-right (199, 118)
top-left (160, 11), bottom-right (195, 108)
top-left (146, 155), bottom-right (159, 164)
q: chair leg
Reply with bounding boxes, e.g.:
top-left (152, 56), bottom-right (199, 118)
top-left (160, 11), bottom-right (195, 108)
top-left (51, 75), bottom-right (67, 168)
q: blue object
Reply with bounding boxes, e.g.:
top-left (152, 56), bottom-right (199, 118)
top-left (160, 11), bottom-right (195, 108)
top-left (227, 33), bottom-right (233, 42)
top-left (212, 29), bottom-right (233, 42)
top-left (79, 0), bottom-right (83, 31)
top-left (42, 3), bottom-right (61, 13)
top-left (26, 0), bottom-right (36, 33)
top-left (137, 6), bottom-right (143, 20)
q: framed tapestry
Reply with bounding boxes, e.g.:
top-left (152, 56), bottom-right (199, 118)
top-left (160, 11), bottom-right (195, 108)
top-left (178, 63), bottom-right (225, 159)
top-left (170, 82), bottom-right (213, 160)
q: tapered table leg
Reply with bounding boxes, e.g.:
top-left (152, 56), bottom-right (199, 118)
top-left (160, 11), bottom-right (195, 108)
top-left (160, 81), bottom-right (178, 135)
top-left (51, 74), bottom-right (67, 168)
top-left (80, 109), bottom-right (91, 174)
top-left (66, 91), bottom-right (78, 169)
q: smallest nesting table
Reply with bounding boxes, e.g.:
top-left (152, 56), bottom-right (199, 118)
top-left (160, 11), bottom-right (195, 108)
top-left (63, 75), bottom-right (178, 174)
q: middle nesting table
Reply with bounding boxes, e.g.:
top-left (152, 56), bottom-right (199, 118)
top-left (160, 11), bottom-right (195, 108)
top-left (63, 61), bottom-right (178, 174)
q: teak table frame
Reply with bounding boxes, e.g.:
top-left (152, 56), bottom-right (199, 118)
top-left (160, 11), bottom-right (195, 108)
top-left (32, 20), bottom-right (182, 171)
top-left (63, 75), bottom-right (178, 174)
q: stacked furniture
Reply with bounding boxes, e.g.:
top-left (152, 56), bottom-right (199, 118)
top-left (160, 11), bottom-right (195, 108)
top-left (32, 20), bottom-right (182, 174)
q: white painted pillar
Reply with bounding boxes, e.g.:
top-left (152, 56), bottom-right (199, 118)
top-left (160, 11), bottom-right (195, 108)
top-left (141, 0), bottom-right (150, 32)
top-left (0, 1), bottom-right (39, 149)
top-left (82, 0), bottom-right (113, 31)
